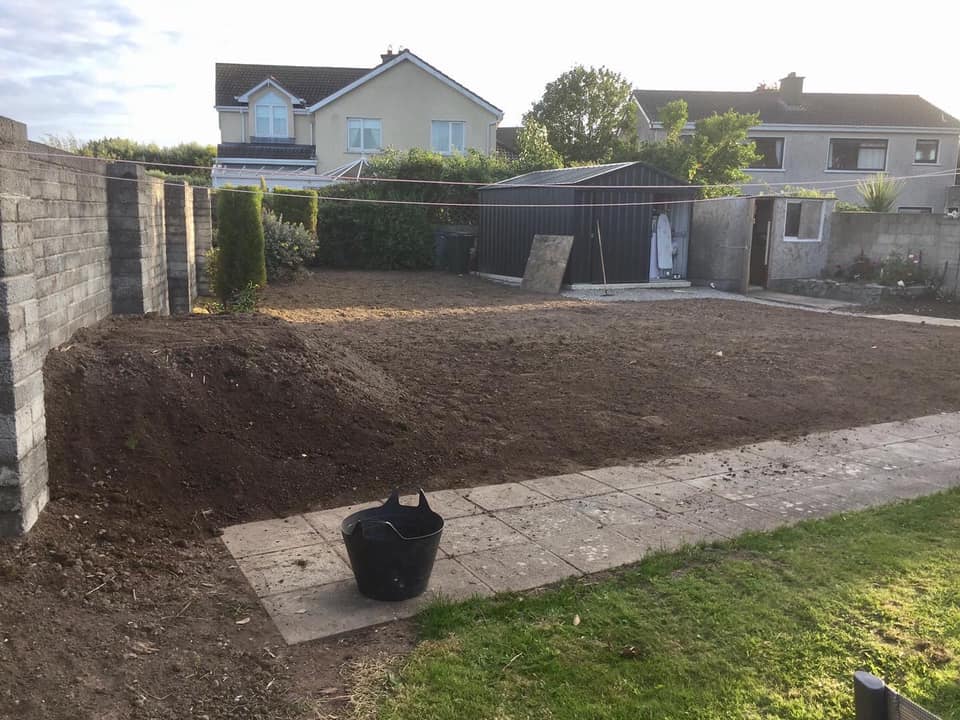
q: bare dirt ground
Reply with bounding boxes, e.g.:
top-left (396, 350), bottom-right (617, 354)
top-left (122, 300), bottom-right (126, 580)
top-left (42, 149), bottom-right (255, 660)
top-left (851, 295), bottom-right (960, 320)
top-left (6, 270), bottom-right (960, 719)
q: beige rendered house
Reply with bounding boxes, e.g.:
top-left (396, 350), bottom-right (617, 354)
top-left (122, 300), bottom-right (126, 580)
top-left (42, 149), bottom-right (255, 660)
top-left (213, 49), bottom-right (503, 188)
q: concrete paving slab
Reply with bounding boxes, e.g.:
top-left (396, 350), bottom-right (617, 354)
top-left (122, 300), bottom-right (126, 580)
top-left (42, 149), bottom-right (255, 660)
top-left (685, 465), bottom-right (805, 501)
top-left (910, 459), bottom-right (960, 490)
top-left (866, 419), bottom-right (942, 441)
top-left (564, 491), bottom-right (660, 525)
top-left (399, 489), bottom-right (482, 519)
top-left (221, 515), bottom-right (321, 559)
top-left (913, 432), bottom-right (960, 454)
top-left (868, 313), bottom-right (960, 328)
top-left (648, 448), bottom-right (768, 481)
top-left (303, 502), bottom-right (380, 542)
top-left (495, 502), bottom-right (601, 543)
top-left (456, 544), bottom-right (580, 593)
top-left (628, 481), bottom-right (713, 513)
top-left (793, 427), bottom-right (903, 456)
top-left (794, 456), bottom-right (882, 482)
top-left (610, 515), bottom-right (724, 552)
top-left (580, 464), bottom-right (673, 490)
top-left (522, 473), bottom-right (612, 500)
top-left (742, 489), bottom-right (845, 524)
top-left (814, 476), bottom-right (910, 511)
top-left (237, 543), bottom-right (352, 597)
top-left (535, 525), bottom-right (649, 574)
top-left (679, 498), bottom-right (782, 537)
top-left (463, 482), bottom-right (552, 512)
top-left (739, 439), bottom-right (821, 465)
top-left (440, 513), bottom-right (528, 556)
top-left (261, 558), bottom-right (492, 644)
top-left (844, 441), bottom-right (960, 470)
top-left (909, 413), bottom-right (960, 435)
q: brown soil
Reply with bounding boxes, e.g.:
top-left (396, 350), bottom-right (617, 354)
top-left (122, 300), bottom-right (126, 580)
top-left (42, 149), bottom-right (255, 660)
top-left (852, 296), bottom-right (960, 320)
top-left (6, 269), bottom-right (960, 719)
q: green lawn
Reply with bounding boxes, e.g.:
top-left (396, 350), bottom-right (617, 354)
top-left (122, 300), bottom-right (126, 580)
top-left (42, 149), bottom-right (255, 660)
top-left (374, 491), bottom-right (960, 720)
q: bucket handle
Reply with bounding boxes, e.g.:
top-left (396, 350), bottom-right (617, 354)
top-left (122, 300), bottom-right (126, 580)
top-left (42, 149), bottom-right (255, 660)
top-left (346, 489), bottom-right (435, 539)
top-left (383, 488), bottom-right (433, 512)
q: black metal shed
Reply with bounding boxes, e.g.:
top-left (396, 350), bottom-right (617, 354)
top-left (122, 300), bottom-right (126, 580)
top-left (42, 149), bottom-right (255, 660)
top-left (477, 162), bottom-right (695, 285)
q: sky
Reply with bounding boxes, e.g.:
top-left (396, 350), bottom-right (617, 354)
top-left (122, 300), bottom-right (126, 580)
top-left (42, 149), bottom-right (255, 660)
top-left (2, 0), bottom-right (958, 147)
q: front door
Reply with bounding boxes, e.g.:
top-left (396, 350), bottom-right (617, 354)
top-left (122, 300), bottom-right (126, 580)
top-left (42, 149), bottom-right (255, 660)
top-left (749, 199), bottom-right (773, 287)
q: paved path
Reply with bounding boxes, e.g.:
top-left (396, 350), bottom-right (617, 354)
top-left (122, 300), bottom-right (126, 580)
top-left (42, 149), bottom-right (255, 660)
top-left (221, 413), bottom-right (960, 644)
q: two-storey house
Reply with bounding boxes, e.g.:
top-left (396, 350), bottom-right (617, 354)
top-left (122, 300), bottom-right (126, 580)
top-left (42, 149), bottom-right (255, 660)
top-left (634, 73), bottom-right (960, 213)
top-left (213, 49), bottom-right (503, 188)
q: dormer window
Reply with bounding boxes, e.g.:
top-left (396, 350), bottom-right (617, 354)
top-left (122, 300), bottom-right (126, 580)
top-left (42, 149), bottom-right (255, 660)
top-left (254, 91), bottom-right (288, 138)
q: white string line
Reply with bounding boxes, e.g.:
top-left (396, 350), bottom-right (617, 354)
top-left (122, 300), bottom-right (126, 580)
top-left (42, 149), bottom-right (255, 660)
top-left (55, 167), bottom-right (911, 209)
top-left (1, 145), bottom-right (957, 191)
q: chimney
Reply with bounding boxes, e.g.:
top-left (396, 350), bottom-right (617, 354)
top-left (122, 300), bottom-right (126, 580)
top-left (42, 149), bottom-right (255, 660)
top-left (779, 72), bottom-right (804, 107)
top-left (380, 46), bottom-right (395, 64)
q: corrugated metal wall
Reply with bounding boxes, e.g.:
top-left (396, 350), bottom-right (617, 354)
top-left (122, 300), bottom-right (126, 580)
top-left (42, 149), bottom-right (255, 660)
top-left (478, 163), bottom-right (694, 284)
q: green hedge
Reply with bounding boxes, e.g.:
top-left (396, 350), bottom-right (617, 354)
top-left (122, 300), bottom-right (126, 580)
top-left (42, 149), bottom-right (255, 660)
top-left (215, 186), bottom-right (266, 299)
top-left (317, 184), bottom-right (434, 269)
top-left (271, 187), bottom-right (318, 235)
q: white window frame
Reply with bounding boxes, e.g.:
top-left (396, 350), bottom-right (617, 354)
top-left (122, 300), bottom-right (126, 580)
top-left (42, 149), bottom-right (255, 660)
top-left (431, 120), bottom-right (466, 155)
top-left (783, 200), bottom-right (827, 243)
top-left (825, 138), bottom-right (888, 173)
top-left (254, 92), bottom-right (289, 139)
top-left (898, 206), bottom-right (933, 214)
top-left (346, 117), bottom-right (382, 153)
top-left (913, 139), bottom-right (940, 166)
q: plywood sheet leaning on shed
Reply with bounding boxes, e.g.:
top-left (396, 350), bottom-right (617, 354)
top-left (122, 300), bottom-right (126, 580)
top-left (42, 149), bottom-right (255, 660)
top-left (521, 235), bottom-right (574, 294)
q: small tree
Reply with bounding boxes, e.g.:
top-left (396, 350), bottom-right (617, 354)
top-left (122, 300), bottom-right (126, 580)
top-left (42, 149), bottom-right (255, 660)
top-left (516, 119), bottom-right (563, 170)
top-left (215, 186), bottom-right (266, 301)
top-left (856, 173), bottom-right (902, 212)
top-left (526, 65), bottom-right (638, 163)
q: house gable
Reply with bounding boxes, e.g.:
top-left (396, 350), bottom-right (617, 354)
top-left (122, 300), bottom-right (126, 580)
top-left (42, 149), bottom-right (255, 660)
top-left (235, 78), bottom-right (305, 105)
top-left (306, 51), bottom-right (503, 120)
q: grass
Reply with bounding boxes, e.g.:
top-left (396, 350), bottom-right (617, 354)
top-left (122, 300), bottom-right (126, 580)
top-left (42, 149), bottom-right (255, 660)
top-left (371, 491), bottom-right (960, 720)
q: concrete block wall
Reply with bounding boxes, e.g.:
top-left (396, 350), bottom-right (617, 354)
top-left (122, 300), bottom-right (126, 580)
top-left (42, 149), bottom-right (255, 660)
top-left (0, 118), bottom-right (49, 535)
top-left (193, 187), bottom-right (213, 295)
top-left (688, 197), bottom-right (753, 293)
top-left (164, 182), bottom-right (196, 313)
top-left (108, 162), bottom-right (169, 315)
top-left (828, 212), bottom-right (960, 294)
top-left (0, 115), bottom-right (214, 535)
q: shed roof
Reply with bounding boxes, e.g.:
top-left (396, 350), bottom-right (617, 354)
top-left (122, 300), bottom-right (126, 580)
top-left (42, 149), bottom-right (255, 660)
top-left (484, 161), bottom-right (687, 189)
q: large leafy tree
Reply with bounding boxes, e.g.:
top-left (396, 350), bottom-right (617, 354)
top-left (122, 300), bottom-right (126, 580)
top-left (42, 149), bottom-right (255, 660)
top-left (526, 65), bottom-right (637, 164)
top-left (635, 99), bottom-right (760, 197)
top-left (515, 119), bottom-right (563, 170)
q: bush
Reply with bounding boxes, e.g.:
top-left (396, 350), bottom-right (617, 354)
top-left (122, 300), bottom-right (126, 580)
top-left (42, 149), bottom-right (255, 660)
top-left (879, 251), bottom-right (928, 286)
top-left (316, 185), bottom-right (434, 269)
top-left (271, 187), bottom-right (318, 235)
top-left (263, 211), bottom-right (318, 281)
top-left (215, 186), bottom-right (266, 301)
top-left (856, 173), bottom-right (903, 212)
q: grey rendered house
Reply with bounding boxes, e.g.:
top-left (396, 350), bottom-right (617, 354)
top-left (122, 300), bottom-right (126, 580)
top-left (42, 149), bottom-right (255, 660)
top-left (634, 73), bottom-right (960, 213)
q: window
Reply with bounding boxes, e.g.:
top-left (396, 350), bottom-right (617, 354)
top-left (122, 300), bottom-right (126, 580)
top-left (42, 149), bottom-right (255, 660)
top-left (254, 91), bottom-right (288, 138)
top-left (431, 121), bottom-right (465, 154)
top-left (898, 206), bottom-right (933, 214)
top-left (828, 138), bottom-right (887, 171)
top-left (914, 139), bottom-right (939, 164)
top-left (783, 199), bottom-right (825, 241)
top-left (749, 137), bottom-right (784, 169)
top-left (347, 118), bottom-right (382, 152)
top-left (785, 202), bottom-right (802, 237)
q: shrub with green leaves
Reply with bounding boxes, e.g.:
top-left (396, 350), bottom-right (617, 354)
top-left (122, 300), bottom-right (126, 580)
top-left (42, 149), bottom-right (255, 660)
top-left (856, 173), bottom-right (903, 212)
top-left (271, 187), bottom-right (318, 235)
top-left (263, 211), bottom-right (318, 281)
top-left (215, 186), bottom-right (266, 300)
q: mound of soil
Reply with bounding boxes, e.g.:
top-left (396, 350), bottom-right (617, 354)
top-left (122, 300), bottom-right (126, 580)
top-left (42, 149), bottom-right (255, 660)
top-left (44, 314), bottom-right (443, 536)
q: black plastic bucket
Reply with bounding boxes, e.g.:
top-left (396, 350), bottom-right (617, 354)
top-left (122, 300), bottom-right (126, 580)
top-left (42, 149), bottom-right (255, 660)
top-left (341, 490), bottom-right (444, 601)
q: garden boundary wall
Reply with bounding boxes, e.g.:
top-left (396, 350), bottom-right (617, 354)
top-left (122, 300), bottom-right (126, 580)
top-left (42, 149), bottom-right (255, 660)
top-left (0, 115), bottom-right (212, 536)
top-left (828, 212), bottom-right (960, 295)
